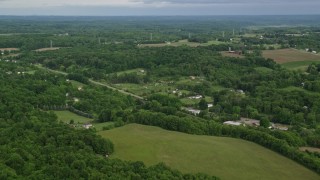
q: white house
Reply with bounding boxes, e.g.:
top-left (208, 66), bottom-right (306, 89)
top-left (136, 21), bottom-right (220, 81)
top-left (188, 95), bottom-right (203, 99)
top-left (185, 107), bottom-right (201, 115)
top-left (223, 121), bottom-right (242, 126)
top-left (83, 124), bottom-right (93, 129)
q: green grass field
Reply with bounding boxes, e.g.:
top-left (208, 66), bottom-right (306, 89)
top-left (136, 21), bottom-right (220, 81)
top-left (255, 67), bottom-right (274, 73)
top-left (54, 110), bottom-right (115, 131)
top-left (280, 86), bottom-right (318, 96)
top-left (93, 122), bottom-right (115, 131)
top-left (114, 83), bottom-right (171, 96)
top-left (263, 49), bottom-right (320, 64)
top-left (54, 110), bottom-right (93, 124)
top-left (70, 80), bottom-right (86, 88)
top-left (281, 60), bottom-right (320, 70)
top-left (99, 124), bottom-right (320, 180)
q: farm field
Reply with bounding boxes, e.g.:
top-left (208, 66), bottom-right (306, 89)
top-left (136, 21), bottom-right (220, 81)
top-left (138, 39), bottom-right (226, 48)
top-left (99, 124), bottom-right (320, 180)
top-left (262, 48), bottom-right (320, 64)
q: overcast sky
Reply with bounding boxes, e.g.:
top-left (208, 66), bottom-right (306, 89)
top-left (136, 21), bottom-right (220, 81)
top-left (0, 0), bottom-right (319, 16)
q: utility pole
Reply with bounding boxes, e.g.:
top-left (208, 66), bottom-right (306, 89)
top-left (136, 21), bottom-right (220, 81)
top-left (222, 31), bottom-right (225, 38)
top-left (188, 33), bottom-right (191, 39)
top-left (98, 37), bottom-right (101, 45)
top-left (50, 40), bottom-right (53, 48)
top-left (233, 29), bottom-right (235, 36)
top-left (150, 33), bottom-right (153, 41)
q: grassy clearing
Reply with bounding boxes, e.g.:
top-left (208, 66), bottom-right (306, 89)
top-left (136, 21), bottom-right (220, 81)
top-left (115, 83), bottom-right (171, 96)
top-left (114, 68), bottom-right (146, 76)
top-left (280, 86), bottom-right (318, 96)
top-left (25, 70), bottom-right (36, 75)
top-left (53, 110), bottom-right (93, 124)
top-left (255, 67), bottom-right (274, 73)
top-left (34, 47), bottom-right (61, 52)
top-left (221, 51), bottom-right (244, 58)
top-left (99, 124), bottom-right (319, 180)
top-left (180, 96), bottom-right (213, 106)
top-left (93, 122), bottom-right (115, 131)
top-left (262, 49), bottom-right (320, 64)
top-left (281, 60), bottom-right (320, 70)
top-left (70, 80), bottom-right (86, 88)
top-left (138, 39), bottom-right (226, 48)
top-left (53, 110), bottom-right (115, 131)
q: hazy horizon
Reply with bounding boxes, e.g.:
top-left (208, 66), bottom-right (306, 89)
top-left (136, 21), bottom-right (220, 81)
top-left (0, 0), bottom-right (320, 16)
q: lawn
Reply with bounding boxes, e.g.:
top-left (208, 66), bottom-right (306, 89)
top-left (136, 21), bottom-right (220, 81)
top-left (99, 124), bottom-right (319, 180)
top-left (262, 48), bottom-right (320, 64)
top-left (53, 110), bottom-right (93, 124)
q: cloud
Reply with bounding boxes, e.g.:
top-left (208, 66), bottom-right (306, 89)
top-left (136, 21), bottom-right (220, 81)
top-left (0, 0), bottom-right (319, 15)
top-left (134, 0), bottom-right (319, 4)
top-left (0, 0), bottom-right (141, 8)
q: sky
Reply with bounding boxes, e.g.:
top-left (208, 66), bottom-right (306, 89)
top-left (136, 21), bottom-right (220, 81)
top-left (0, 0), bottom-right (319, 16)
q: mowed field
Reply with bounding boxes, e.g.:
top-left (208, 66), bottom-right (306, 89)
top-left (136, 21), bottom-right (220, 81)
top-left (262, 49), bottom-right (320, 64)
top-left (99, 124), bottom-right (320, 180)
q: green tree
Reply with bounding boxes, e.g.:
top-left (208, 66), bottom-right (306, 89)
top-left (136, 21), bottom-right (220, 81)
top-left (199, 99), bottom-right (208, 110)
top-left (260, 117), bottom-right (271, 128)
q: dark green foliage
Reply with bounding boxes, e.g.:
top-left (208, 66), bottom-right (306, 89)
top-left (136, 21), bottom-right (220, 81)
top-left (199, 99), bottom-right (208, 110)
top-left (67, 73), bottom-right (89, 84)
top-left (260, 117), bottom-right (271, 128)
top-left (98, 109), bottom-right (114, 122)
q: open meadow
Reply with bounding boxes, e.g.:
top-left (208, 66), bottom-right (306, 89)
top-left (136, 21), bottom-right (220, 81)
top-left (281, 60), bottom-right (320, 70)
top-left (99, 124), bottom-right (320, 180)
top-left (263, 49), bottom-right (320, 64)
top-left (53, 110), bottom-right (93, 124)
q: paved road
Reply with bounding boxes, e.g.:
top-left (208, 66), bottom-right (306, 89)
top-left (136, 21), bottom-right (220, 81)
top-left (37, 65), bottom-right (144, 100)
